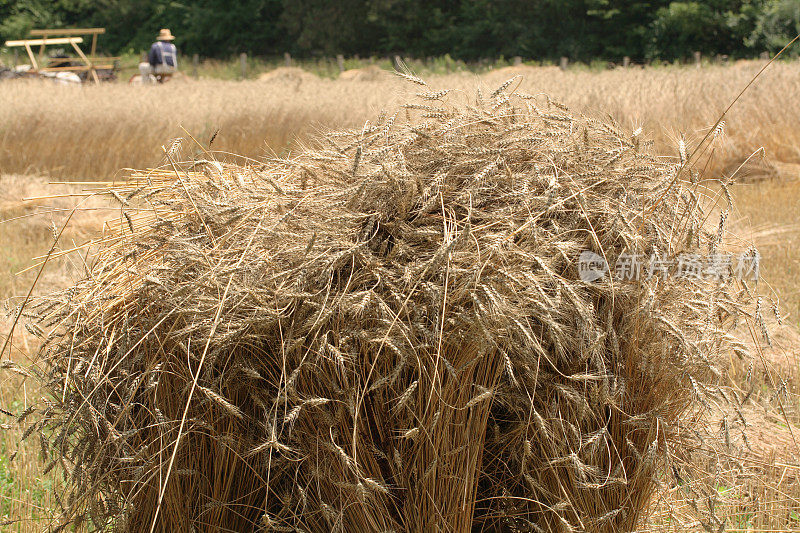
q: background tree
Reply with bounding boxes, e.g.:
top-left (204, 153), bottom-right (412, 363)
top-left (747, 0), bottom-right (800, 55)
top-left (0, 0), bottom-right (796, 62)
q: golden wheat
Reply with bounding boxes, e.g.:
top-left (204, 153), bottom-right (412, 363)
top-left (2, 61), bottom-right (800, 181)
top-left (2, 62), bottom-right (800, 532)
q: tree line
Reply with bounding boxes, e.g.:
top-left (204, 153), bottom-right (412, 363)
top-left (1, 0), bottom-right (799, 62)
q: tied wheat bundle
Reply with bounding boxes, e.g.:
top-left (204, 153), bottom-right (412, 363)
top-left (24, 78), bottom-right (752, 532)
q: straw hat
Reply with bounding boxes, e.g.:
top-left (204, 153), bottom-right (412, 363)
top-left (157, 29), bottom-right (175, 41)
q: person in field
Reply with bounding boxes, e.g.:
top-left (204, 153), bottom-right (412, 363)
top-left (138, 29), bottom-right (178, 83)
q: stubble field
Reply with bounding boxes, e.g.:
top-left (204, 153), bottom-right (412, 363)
top-left (1, 61), bottom-right (800, 531)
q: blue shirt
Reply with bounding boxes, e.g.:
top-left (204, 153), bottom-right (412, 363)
top-left (148, 41), bottom-right (178, 68)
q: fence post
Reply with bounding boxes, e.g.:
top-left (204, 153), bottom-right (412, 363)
top-left (336, 54), bottom-right (345, 72)
top-left (694, 51), bottom-right (701, 68)
top-left (240, 52), bottom-right (247, 80)
top-left (513, 56), bottom-right (522, 66)
top-left (759, 51), bottom-right (770, 60)
top-left (559, 56), bottom-right (568, 70)
top-left (623, 56), bottom-right (630, 68)
top-left (284, 52), bottom-right (291, 67)
top-left (192, 54), bottom-right (199, 79)
top-left (13, 49), bottom-right (18, 68)
top-left (393, 55), bottom-right (402, 70)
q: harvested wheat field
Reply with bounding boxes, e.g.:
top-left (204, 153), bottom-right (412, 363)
top-left (1, 64), bottom-right (799, 533)
top-left (1, 70), bottom-right (783, 533)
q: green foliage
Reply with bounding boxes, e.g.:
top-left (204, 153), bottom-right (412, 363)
top-left (747, 0), bottom-right (800, 54)
top-left (649, 1), bottom-right (766, 59)
top-left (587, 1), bottom-right (671, 60)
top-left (450, 0), bottom-right (598, 60)
top-left (651, 3), bottom-right (724, 58)
top-left (0, 0), bottom-right (797, 62)
top-left (280, 0), bottom-right (384, 55)
top-left (0, 452), bottom-right (13, 519)
top-left (0, 0), bottom-right (63, 40)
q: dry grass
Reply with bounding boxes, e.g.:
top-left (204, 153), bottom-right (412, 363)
top-left (731, 179), bottom-right (800, 322)
top-left (1, 62), bottom-right (800, 532)
top-left (638, 317), bottom-right (800, 532)
top-left (0, 175), bottom-right (112, 531)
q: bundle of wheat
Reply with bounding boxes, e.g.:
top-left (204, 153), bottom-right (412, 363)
top-left (339, 66), bottom-right (387, 81)
top-left (258, 66), bottom-right (319, 83)
top-left (24, 75), bottom-right (752, 532)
